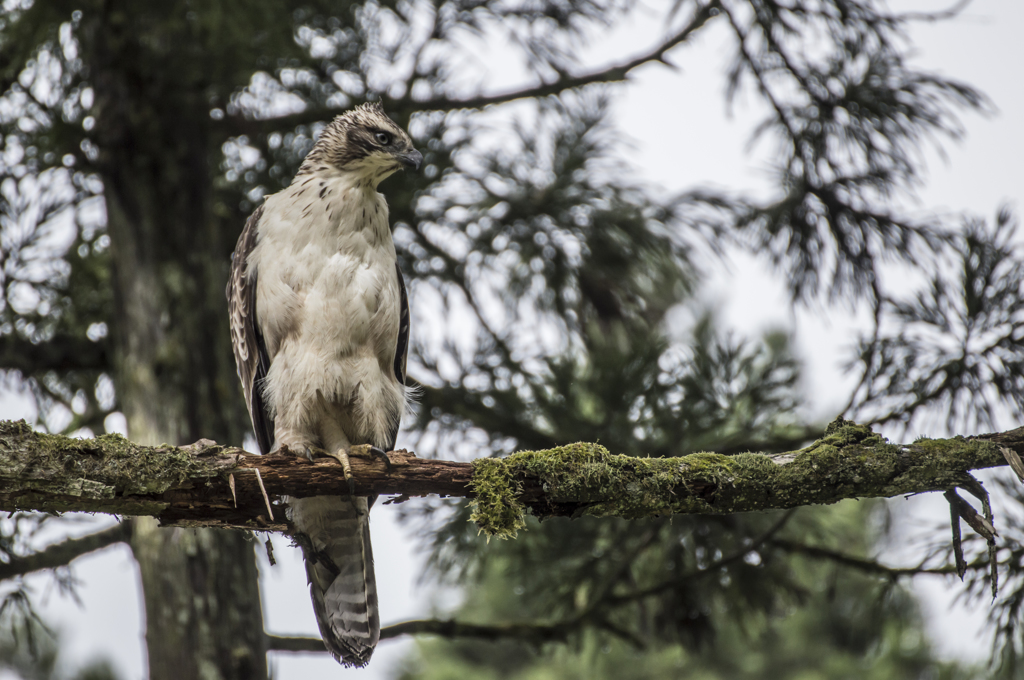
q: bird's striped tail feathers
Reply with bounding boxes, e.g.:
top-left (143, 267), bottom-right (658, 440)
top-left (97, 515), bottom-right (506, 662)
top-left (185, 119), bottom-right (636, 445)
top-left (287, 495), bottom-right (380, 667)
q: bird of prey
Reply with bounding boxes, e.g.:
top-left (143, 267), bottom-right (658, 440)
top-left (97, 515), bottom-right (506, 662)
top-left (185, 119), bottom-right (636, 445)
top-left (227, 101), bottom-right (421, 667)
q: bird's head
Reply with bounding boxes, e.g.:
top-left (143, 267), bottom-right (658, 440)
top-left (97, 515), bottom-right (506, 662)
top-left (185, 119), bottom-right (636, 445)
top-left (297, 101), bottom-right (422, 186)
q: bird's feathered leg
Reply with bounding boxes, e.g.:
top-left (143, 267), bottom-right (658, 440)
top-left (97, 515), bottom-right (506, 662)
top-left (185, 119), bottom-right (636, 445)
top-left (317, 445), bottom-right (392, 511)
top-left (305, 401), bottom-right (393, 514)
top-left (275, 427), bottom-right (318, 461)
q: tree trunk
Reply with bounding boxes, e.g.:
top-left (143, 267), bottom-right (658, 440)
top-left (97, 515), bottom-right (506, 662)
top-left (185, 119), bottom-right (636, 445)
top-left (78, 3), bottom-right (268, 677)
top-left (132, 521), bottom-right (267, 680)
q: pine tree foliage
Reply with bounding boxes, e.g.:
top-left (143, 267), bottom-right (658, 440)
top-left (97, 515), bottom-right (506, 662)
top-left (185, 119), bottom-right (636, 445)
top-left (0, 582), bottom-right (117, 680)
top-left (0, 0), bottom-right (1019, 677)
top-left (400, 506), bottom-right (975, 680)
top-left (722, 0), bottom-right (989, 303)
top-left (848, 209), bottom-right (1024, 432)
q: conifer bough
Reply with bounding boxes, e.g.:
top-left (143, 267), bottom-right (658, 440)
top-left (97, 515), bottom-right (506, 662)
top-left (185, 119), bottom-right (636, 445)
top-left (0, 418), bottom-right (1017, 536)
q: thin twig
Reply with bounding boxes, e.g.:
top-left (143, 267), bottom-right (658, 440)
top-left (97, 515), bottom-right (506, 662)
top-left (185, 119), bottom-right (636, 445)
top-left (1000, 446), bottom-right (1024, 483)
top-left (946, 490), bottom-right (967, 579)
top-left (889, 0), bottom-right (973, 23)
top-left (608, 509), bottom-right (797, 605)
top-left (264, 537), bottom-right (276, 567)
top-left (770, 537), bottom-right (983, 577)
top-left (252, 468), bottom-right (274, 520)
top-left (0, 523), bottom-right (132, 580)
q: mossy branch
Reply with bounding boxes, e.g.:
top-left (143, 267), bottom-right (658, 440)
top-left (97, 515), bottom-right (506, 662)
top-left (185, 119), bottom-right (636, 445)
top-left (0, 418), bottom-right (1018, 535)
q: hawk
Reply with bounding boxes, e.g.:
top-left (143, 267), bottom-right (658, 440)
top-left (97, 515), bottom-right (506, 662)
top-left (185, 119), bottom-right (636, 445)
top-left (227, 101), bottom-right (421, 667)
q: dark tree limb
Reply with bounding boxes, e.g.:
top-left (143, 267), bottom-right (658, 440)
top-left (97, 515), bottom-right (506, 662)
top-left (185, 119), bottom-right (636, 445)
top-left (380, 619), bottom-right (569, 644)
top-left (265, 635), bottom-right (327, 653)
top-left (266, 617), bottom-right (572, 654)
top-left (0, 522), bottom-right (132, 579)
top-left (0, 418), bottom-right (1019, 535)
top-left (768, 538), bottom-right (978, 577)
top-left (222, 1), bottom-right (720, 138)
top-left (0, 334), bottom-right (110, 374)
top-left (606, 509), bottom-right (797, 605)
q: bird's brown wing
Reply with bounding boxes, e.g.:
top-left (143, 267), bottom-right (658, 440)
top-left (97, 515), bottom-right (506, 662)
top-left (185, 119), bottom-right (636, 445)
top-left (385, 261), bottom-right (410, 451)
top-left (227, 204), bottom-right (274, 455)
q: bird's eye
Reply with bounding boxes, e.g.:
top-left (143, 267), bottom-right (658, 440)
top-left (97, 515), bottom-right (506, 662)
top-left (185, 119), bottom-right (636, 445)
top-left (374, 131), bottom-right (391, 146)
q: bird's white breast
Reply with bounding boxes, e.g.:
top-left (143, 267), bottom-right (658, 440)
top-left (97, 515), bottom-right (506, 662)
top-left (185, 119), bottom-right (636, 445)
top-left (249, 174), bottom-right (404, 445)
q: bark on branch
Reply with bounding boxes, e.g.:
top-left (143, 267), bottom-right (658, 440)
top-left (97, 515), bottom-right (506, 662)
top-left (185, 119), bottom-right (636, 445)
top-left (0, 418), bottom-right (1018, 535)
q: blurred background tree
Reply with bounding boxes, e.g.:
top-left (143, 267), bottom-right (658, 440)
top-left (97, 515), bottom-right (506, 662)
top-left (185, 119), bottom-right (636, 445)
top-left (0, 0), bottom-right (1021, 679)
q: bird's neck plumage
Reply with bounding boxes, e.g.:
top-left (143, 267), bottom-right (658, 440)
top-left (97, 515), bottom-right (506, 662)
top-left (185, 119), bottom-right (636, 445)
top-left (257, 171), bottom-right (393, 254)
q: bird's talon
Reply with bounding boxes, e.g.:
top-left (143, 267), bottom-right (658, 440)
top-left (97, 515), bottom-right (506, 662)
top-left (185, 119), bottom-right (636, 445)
top-left (369, 446), bottom-right (392, 474)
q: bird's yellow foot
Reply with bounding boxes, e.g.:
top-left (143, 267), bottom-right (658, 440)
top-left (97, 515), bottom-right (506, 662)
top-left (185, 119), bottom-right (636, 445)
top-left (316, 445), bottom-right (392, 515)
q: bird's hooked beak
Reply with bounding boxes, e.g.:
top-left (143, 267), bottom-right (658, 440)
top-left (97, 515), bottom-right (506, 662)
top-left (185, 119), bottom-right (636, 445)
top-left (395, 149), bottom-right (423, 171)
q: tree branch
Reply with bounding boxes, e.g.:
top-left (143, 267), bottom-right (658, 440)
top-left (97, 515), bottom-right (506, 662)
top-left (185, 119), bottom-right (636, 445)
top-left (0, 333), bottom-right (110, 374)
top-left (0, 522), bottom-right (132, 579)
top-left (0, 418), bottom-right (1017, 535)
top-left (785, 538), bottom-right (994, 578)
top-left (265, 635), bottom-right (327, 653)
top-left (606, 509), bottom-right (796, 605)
top-left (222, 1), bottom-right (720, 138)
top-left (266, 617), bottom-right (572, 654)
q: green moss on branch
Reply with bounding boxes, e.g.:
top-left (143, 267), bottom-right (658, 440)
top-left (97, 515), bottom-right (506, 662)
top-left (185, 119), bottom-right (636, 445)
top-left (467, 418), bottom-right (1010, 537)
top-left (0, 419), bottom-right (225, 499)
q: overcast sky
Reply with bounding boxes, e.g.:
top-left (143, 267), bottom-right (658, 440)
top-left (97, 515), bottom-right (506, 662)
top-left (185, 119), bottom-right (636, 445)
top-left (1, 1), bottom-right (1022, 679)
